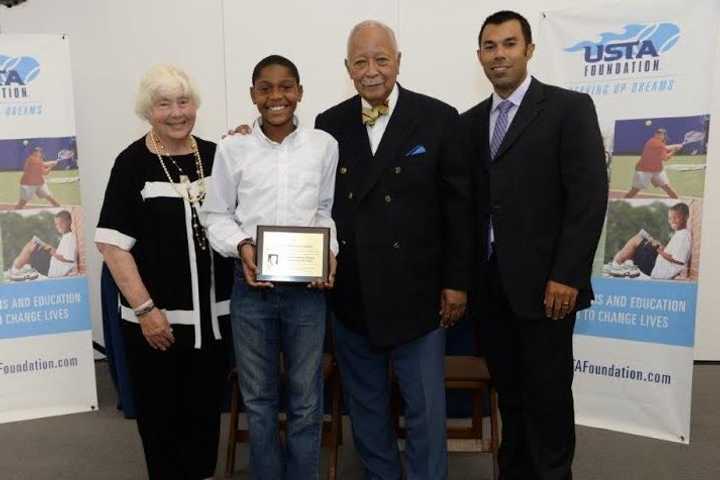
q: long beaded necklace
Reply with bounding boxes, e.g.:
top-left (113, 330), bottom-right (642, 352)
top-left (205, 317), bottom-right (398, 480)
top-left (149, 130), bottom-right (208, 250)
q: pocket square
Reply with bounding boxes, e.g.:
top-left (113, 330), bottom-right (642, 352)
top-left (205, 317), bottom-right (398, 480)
top-left (406, 145), bottom-right (427, 156)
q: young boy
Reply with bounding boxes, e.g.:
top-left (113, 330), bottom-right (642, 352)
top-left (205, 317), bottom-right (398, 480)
top-left (624, 128), bottom-right (682, 199)
top-left (610, 202), bottom-right (691, 280)
top-left (200, 55), bottom-right (338, 479)
top-left (9, 210), bottom-right (77, 281)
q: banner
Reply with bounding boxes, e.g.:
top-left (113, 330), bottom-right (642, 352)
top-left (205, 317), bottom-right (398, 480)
top-left (537, 0), bottom-right (719, 443)
top-left (0, 35), bottom-right (97, 423)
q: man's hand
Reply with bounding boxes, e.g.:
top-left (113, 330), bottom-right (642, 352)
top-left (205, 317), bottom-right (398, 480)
top-left (139, 308), bottom-right (175, 351)
top-left (439, 289), bottom-right (467, 328)
top-left (222, 124), bottom-right (252, 139)
top-left (544, 280), bottom-right (578, 320)
top-left (239, 242), bottom-right (273, 288)
top-left (308, 253), bottom-right (337, 289)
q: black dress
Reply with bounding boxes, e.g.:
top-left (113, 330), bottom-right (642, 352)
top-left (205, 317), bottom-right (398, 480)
top-left (96, 136), bottom-right (233, 479)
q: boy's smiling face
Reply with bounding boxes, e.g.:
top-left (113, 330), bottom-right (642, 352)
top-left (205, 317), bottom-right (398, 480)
top-left (54, 216), bottom-right (70, 234)
top-left (250, 64), bottom-right (303, 129)
top-left (668, 209), bottom-right (687, 231)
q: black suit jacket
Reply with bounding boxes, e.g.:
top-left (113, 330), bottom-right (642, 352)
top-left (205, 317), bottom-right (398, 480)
top-left (461, 78), bottom-right (608, 319)
top-left (316, 85), bottom-right (473, 347)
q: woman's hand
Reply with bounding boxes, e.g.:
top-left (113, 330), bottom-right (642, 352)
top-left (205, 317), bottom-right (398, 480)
top-left (139, 308), bottom-right (175, 351)
top-left (222, 124), bottom-right (252, 139)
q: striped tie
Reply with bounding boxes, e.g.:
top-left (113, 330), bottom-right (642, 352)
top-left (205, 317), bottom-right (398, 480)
top-left (490, 100), bottom-right (513, 160)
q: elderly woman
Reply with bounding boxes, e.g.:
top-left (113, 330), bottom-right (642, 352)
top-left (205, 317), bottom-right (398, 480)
top-left (95, 65), bottom-right (232, 480)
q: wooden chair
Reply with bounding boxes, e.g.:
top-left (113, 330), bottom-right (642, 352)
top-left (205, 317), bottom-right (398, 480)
top-left (391, 339), bottom-right (500, 478)
top-left (444, 355), bottom-right (499, 474)
top-left (224, 349), bottom-right (343, 479)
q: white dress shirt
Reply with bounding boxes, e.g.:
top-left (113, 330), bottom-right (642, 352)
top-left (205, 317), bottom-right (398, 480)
top-left (48, 232), bottom-right (77, 277)
top-left (362, 84), bottom-right (399, 155)
top-left (651, 228), bottom-right (691, 279)
top-left (488, 74), bottom-right (532, 140)
top-left (200, 118), bottom-right (340, 257)
top-left (488, 74), bottom-right (533, 247)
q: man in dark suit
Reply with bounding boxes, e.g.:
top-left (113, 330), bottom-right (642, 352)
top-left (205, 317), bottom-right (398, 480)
top-left (460, 11), bottom-right (608, 480)
top-left (315, 20), bottom-right (472, 480)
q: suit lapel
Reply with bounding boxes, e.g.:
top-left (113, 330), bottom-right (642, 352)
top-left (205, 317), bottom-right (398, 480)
top-left (494, 78), bottom-right (545, 161)
top-left (344, 96), bottom-right (373, 170)
top-left (356, 85), bottom-right (419, 201)
top-left (475, 97), bottom-right (492, 166)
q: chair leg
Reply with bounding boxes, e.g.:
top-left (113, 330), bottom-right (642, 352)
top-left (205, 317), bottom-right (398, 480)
top-left (326, 370), bottom-right (342, 480)
top-left (225, 375), bottom-right (240, 478)
top-left (490, 387), bottom-right (500, 480)
top-left (472, 389), bottom-right (483, 439)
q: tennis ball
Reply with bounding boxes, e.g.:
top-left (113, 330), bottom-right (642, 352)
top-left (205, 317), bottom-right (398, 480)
top-left (645, 120), bottom-right (652, 126)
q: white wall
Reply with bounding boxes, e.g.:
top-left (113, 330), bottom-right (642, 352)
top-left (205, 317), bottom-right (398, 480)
top-left (2, 0), bottom-right (718, 359)
top-left (694, 41), bottom-right (720, 361)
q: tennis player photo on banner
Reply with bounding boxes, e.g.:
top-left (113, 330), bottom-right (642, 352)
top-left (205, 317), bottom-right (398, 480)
top-left (537, 0), bottom-right (719, 443)
top-left (0, 34), bottom-right (97, 424)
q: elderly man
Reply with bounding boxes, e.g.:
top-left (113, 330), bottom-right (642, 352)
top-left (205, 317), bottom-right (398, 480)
top-left (461, 11), bottom-right (608, 480)
top-left (315, 21), bottom-right (473, 480)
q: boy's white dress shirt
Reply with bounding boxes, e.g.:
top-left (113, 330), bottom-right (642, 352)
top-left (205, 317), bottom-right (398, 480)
top-left (200, 118), bottom-right (340, 257)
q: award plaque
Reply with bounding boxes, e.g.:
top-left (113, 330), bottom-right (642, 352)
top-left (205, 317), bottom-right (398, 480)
top-left (255, 225), bottom-right (330, 282)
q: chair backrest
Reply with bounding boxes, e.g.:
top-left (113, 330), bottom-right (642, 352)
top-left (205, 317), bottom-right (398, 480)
top-left (447, 308), bottom-right (482, 357)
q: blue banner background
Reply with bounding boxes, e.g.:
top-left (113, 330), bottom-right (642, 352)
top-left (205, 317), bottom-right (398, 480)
top-left (0, 277), bottom-right (91, 339)
top-left (576, 277), bottom-right (696, 347)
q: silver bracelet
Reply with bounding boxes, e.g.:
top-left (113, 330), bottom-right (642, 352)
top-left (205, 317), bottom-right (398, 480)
top-left (133, 299), bottom-right (155, 317)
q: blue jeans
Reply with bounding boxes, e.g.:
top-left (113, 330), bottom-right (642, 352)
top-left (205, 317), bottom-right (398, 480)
top-left (231, 267), bottom-right (325, 480)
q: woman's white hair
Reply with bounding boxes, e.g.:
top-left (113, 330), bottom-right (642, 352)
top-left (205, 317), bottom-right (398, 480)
top-left (134, 64), bottom-right (201, 120)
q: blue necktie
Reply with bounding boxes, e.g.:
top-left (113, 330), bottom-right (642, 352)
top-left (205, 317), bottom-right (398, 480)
top-left (490, 100), bottom-right (513, 160)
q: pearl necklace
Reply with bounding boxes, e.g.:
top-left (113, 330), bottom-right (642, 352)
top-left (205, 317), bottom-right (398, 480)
top-left (150, 130), bottom-right (208, 250)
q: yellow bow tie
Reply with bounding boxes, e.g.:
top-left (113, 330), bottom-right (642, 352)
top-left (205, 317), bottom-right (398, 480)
top-left (362, 103), bottom-right (389, 126)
